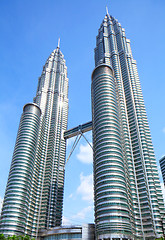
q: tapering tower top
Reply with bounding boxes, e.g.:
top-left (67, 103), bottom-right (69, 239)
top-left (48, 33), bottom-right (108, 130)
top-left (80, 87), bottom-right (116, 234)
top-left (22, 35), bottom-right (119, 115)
top-left (106, 6), bottom-right (109, 15)
top-left (57, 38), bottom-right (60, 48)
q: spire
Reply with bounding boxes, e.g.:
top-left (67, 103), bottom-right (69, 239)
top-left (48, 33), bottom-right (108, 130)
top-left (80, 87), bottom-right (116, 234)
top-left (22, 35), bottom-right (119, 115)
top-left (58, 38), bottom-right (60, 48)
top-left (106, 6), bottom-right (109, 15)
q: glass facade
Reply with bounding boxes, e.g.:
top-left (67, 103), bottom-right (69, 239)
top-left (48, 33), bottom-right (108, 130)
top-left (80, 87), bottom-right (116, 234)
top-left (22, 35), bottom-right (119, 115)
top-left (0, 47), bottom-right (69, 237)
top-left (44, 233), bottom-right (82, 240)
top-left (38, 224), bottom-right (95, 240)
top-left (92, 13), bottom-right (164, 240)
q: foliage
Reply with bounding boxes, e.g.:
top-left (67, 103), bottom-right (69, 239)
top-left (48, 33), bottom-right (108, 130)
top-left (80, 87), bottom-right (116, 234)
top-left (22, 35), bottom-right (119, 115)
top-left (0, 235), bottom-right (35, 240)
top-left (0, 234), bottom-right (5, 240)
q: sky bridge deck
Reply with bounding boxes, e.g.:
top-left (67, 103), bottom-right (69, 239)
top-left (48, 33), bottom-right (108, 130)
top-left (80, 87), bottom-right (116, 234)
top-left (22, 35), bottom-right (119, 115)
top-left (64, 121), bottom-right (92, 139)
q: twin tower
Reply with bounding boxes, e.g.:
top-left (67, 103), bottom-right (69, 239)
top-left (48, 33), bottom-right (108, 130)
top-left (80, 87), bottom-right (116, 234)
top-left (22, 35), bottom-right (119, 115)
top-left (0, 11), bottom-right (164, 240)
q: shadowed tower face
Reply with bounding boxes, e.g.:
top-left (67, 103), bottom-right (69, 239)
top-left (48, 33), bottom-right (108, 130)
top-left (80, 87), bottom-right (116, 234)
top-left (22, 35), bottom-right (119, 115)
top-left (92, 12), bottom-right (165, 240)
top-left (0, 46), bottom-right (69, 237)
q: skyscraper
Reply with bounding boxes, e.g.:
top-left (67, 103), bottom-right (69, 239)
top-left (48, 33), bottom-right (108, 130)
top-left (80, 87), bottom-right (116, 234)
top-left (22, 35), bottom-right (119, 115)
top-left (92, 11), bottom-right (164, 240)
top-left (0, 45), bottom-right (69, 237)
top-left (0, 8), bottom-right (165, 240)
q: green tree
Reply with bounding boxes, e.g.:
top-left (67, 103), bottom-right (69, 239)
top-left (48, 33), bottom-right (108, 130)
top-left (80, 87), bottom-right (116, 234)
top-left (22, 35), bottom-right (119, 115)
top-left (23, 236), bottom-right (30, 240)
top-left (7, 236), bottom-right (12, 240)
top-left (0, 234), bottom-right (5, 240)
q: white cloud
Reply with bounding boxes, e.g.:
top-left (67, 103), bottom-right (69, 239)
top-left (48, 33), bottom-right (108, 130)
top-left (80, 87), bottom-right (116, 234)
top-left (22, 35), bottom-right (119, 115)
top-left (0, 197), bottom-right (3, 213)
top-left (77, 143), bottom-right (93, 164)
top-left (66, 136), bottom-right (76, 147)
top-left (77, 173), bottom-right (94, 202)
top-left (72, 206), bottom-right (93, 220)
top-left (158, 165), bottom-right (162, 179)
top-left (62, 216), bottom-right (71, 225)
top-left (69, 193), bottom-right (73, 199)
top-left (63, 205), bottom-right (94, 225)
top-left (160, 182), bottom-right (165, 203)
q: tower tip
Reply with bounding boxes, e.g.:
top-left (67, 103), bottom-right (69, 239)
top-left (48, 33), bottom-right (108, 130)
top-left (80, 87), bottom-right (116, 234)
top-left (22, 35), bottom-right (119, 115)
top-left (58, 38), bottom-right (60, 48)
top-left (106, 6), bottom-right (109, 15)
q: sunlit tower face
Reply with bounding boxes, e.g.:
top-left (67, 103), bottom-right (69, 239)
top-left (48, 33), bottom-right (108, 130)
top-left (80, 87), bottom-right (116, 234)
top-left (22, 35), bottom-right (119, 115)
top-left (32, 46), bottom-right (69, 231)
top-left (92, 11), bottom-right (165, 240)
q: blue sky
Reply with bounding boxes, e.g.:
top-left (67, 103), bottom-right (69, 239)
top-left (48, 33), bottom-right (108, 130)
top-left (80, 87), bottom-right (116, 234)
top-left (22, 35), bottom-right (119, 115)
top-left (0, 0), bottom-right (165, 225)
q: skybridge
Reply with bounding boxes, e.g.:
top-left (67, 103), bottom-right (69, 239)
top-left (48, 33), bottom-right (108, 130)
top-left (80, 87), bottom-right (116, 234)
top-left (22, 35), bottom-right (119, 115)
top-left (64, 121), bottom-right (93, 165)
top-left (64, 121), bottom-right (92, 139)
